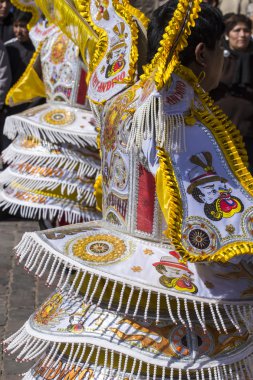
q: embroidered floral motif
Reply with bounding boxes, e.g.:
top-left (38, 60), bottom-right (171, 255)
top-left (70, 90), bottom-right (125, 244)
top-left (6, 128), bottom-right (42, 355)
top-left (143, 249), bottom-right (154, 255)
top-left (95, 0), bottom-right (109, 21)
top-left (226, 224), bottom-right (235, 235)
top-left (50, 34), bottom-right (69, 64)
top-left (131, 266), bottom-right (142, 272)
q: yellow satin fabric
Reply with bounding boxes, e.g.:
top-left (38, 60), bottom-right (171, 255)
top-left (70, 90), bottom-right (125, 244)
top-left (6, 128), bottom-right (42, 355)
top-left (94, 174), bottom-right (102, 212)
top-left (6, 68), bottom-right (46, 106)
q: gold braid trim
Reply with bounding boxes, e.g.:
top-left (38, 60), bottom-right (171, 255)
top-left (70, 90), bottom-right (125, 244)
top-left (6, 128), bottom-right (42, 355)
top-left (10, 0), bottom-right (40, 30)
top-left (156, 147), bottom-right (187, 259)
top-left (75, 0), bottom-right (108, 82)
top-left (140, 0), bottom-right (202, 89)
top-left (94, 174), bottom-right (102, 211)
top-left (122, 1), bottom-right (150, 29)
top-left (5, 41), bottom-right (45, 106)
top-left (113, 0), bottom-right (139, 85)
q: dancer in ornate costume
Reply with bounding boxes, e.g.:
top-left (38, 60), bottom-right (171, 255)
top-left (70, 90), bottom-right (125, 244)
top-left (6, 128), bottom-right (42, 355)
top-left (4, 0), bottom-right (253, 379)
top-left (0, 0), bottom-right (101, 224)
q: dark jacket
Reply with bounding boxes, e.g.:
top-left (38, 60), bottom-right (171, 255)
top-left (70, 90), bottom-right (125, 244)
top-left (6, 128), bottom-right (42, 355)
top-left (0, 40), bottom-right (11, 108)
top-left (0, 13), bottom-right (14, 43)
top-left (211, 42), bottom-right (253, 138)
top-left (5, 38), bottom-right (34, 85)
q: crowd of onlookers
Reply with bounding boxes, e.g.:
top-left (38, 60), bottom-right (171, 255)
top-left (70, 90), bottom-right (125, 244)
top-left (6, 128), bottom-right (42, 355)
top-left (0, 0), bottom-right (253, 171)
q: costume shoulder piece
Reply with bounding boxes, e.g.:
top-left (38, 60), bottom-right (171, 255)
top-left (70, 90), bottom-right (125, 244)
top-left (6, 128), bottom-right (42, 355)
top-left (29, 19), bottom-right (57, 48)
top-left (75, 0), bottom-right (147, 103)
top-left (35, 0), bottom-right (149, 103)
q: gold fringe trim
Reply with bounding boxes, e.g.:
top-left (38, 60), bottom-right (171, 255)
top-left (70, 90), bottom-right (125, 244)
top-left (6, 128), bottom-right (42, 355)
top-left (5, 42), bottom-right (45, 106)
top-left (10, 0), bottom-right (40, 30)
top-left (35, 0), bottom-right (98, 66)
top-left (140, 0), bottom-right (202, 90)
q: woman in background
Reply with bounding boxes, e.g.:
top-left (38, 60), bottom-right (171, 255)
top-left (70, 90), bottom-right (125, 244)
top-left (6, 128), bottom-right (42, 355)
top-left (211, 13), bottom-right (253, 172)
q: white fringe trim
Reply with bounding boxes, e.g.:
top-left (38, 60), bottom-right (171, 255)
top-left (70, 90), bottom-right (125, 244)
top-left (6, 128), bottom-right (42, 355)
top-left (13, 232), bottom-right (253, 331)
top-left (0, 170), bottom-right (96, 206)
top-left (0, 197), bottom-right (99, 224)
top-left (127, 93), bottom-right (186, 152)
top-left (4, 325), bottom-right (253, 380)
top-left (2, 144), bottom-right (99, 179)
top-left (4, 116), bottom-right (97, 148)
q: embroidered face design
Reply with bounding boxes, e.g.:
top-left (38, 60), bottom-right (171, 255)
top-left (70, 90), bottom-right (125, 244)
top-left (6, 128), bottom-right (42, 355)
top-left (105, 43), bottom-right (127, 78)
top-left (153, 252), bottom-right (198, 294)
top-left (187, 152), bottom-right (244, 221)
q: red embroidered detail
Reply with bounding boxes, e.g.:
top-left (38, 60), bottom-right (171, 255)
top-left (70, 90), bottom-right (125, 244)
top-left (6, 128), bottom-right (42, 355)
top-left (136, 165), bottom-right (155, 234)
top-left (77, 69), bottom-right (88, 106)
top-left (165, 81), bottom-right (186, 105)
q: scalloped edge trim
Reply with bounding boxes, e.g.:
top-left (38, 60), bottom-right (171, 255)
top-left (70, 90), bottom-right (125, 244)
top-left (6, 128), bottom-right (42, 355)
top-left (122, 1), bottom-right (150, 29)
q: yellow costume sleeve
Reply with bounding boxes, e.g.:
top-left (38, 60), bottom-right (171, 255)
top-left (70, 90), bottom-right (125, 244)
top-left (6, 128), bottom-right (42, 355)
top-left (5, 42), bottom-right (46, 106)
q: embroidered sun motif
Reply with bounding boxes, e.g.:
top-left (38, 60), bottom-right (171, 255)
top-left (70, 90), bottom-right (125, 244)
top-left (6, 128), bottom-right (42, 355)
top-left (69, 234), bottom-right (128, 265)
top-left (42, 109), bottom-right (75, 126)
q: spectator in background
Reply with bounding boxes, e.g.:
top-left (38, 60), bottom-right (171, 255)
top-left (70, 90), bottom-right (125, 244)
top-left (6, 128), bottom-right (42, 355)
top-left (0, 0), bottom-right (14, 42)
top-left (5, 9), bottom-right (34, 85)
top-left (211, 14), bottom-right (253, 172)
top-left (0, 40), bottom-right (10, 110)
top-left (219, 0), bottom-right (252, 15)
top-left (1, 10), bottom-right (37, 152)
top-left (203, 0), bottom-right (219, 6)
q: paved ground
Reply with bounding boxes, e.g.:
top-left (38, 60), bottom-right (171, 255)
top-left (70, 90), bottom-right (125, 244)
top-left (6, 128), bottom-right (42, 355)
top-left (0, 218), bottom-right (51, 379)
